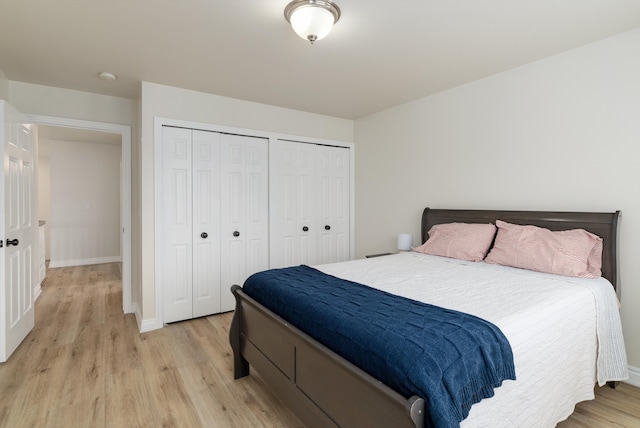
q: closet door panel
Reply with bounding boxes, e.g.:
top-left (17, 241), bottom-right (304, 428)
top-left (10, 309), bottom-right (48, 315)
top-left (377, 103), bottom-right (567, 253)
top-left (220, 135), bottom-right (268, 312)
top-left (270, 142), bottom-right (297, 268)
top-left (315, 145), bottom-right (350, 265)
top-left (221, 135), bottom-right (246, 312)
top-left (243, 137), bottom-right (268, 283)
top-left (192, 130), bottom-right (221, 318)
top-left (282, 235), bottom-right (296, 267)
top-left (246, 170), bottom-right (268, 272)
top-left (222, 239), bottom-right (244, 312)
top-left (276, 170), bottom-right (298, 268)
top-left (298, 172), bottom-right (315, 265)
top-left (246, 141), bottom-right (269, 252)
top-left (270, 140), bottom-right (317, 268)
top-left (169, 244), bottom-right (189, 303)
top-left (161, 127), bottom-right (194, 323)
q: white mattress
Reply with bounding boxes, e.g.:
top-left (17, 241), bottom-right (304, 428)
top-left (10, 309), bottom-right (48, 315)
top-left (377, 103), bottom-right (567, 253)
top-left (315, 252), bottom-right (628, 428)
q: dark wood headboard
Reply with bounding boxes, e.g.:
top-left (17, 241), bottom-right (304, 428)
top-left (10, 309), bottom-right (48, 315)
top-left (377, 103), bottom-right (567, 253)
top-left (421, 208), bottom-right (621, 293)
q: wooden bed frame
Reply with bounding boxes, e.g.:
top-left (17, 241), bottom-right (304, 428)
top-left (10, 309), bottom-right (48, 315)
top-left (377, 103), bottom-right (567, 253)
top-left (229, 208), bottom-right (620, 428)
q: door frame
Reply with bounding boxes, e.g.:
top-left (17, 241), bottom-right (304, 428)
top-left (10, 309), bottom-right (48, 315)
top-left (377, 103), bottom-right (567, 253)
top-left (26, 114), bottom-right (133, 314)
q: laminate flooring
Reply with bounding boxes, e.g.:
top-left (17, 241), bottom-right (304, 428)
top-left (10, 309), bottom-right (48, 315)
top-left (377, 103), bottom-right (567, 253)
top-left (0, 263), bottom-right (638, 427)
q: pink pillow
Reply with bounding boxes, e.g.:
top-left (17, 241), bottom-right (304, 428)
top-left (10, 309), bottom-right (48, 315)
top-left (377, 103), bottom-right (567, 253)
top-left (484, 220), bottom-right (603, 278)
top-left (413, 222), bottom-right (497, 262)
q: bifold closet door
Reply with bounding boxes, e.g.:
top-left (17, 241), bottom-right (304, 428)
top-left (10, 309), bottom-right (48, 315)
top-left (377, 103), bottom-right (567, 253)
top-left (270, 139), bottom-right (350, 268)
top-left (219, 134), bottom-right (269, 312)
top-left (270, 140), bottom-right (316, 268)
top-left (161, 127), bottom-right (221, 323)
top-left (191, 130), bottom-right (222, 318)
top-left (315, 144), bottom-right (350, 264)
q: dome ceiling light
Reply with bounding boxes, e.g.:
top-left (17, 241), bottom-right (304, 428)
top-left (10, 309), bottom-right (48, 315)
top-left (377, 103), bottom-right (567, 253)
top-left (98, 71), bottom-right (117, 82)
top-left (284, 0), bottom-right (341, 45)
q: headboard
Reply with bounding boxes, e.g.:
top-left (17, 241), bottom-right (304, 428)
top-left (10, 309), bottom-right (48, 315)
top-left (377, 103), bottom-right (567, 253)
top-left (421, 208), bottom-right (621, 293)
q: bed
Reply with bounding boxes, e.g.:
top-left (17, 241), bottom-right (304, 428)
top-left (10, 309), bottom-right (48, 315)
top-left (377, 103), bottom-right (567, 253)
top-left (229, 208), bottom-right (628, 427)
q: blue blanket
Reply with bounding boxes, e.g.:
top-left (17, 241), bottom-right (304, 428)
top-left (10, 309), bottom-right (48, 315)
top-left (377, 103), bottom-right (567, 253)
top-left (243, 265), bottom-right (515, 428)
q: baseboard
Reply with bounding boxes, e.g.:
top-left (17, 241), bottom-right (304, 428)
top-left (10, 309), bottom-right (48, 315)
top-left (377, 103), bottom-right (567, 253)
top-left (139, 317), bottom-right (160, 333)
top-left (33, 283), bottom-right (42, 301)
top-left (49, 256), bottom-right (121, 268)
top-left (132, 301), bottom-right (162, 333)
top-left (133, 304), bottom-right (161, 333)
top-left (132, 302), bottom-right (141, 327)
top-left (624, 365), bottom-right (640, 388)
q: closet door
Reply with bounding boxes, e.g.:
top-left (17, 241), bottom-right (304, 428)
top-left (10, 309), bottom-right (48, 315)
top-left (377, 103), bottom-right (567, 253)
top-left (315, 145), bottom-right (350, 264)
top-left (161, 127), bottom-right (221, 323)
top-left (191, 130), bottom-right (222, 318)
top-left (161, 127), bottom-right (193, 323)
top-left (220, 134), bottom-right (268, 312)
top-left (270, 140), bottom-right (316, 268)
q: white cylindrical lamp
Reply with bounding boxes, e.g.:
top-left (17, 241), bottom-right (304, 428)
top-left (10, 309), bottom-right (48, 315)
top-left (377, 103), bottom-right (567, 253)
top-left (397, 233), bottom-right (413, 251)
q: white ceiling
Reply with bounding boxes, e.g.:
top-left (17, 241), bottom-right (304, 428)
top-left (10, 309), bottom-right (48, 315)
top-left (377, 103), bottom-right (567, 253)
top-left (1, 1), bottom-right (640, 120)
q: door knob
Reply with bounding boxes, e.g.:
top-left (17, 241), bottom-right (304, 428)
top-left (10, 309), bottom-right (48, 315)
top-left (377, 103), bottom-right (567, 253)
top-left (6, 238), bottom-right (19, 247)
top-left (325, 225), bottom-right (331, 230)
top-left (302, 226), bottom-right (309, 232)
top-left (233, 231), bottom-right (240, 237)
top-left (201, 232), bottom-right (208, 239)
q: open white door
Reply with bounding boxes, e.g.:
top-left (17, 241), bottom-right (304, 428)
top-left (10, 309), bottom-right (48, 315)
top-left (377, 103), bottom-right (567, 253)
top-left (1, 100), bottom-right (36, 362)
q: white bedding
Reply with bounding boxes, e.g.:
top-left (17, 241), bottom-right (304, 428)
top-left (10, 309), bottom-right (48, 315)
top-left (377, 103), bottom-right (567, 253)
top-left (315, 252), bottom-right (628, 428)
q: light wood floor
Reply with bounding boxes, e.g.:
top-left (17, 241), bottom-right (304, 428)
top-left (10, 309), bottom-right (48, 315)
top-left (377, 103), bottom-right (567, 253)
top-left (0, 263), bottom-right (638, 427)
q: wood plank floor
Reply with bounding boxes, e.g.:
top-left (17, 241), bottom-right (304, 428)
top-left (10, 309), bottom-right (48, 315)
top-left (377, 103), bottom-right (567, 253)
top-left (0, 263), bottom-right (638, 427)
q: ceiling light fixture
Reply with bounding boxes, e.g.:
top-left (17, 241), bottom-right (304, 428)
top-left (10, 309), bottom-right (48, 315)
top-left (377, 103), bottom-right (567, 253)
top-left (98, 71), bottom-right (117, 82)
top-left (284, 0), bottom-right (340, 45)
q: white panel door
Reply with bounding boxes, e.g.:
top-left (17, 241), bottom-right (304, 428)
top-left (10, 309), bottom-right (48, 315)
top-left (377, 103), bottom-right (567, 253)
top-left (1, 101), bottom-right (36, 362)
top-left (270, 140), bottom-right (316, 268)
top-left (161, 127), bottom-right (194, 323)
top-left (162, 127), bottom-right (223, 323)
top-left (315, 145), bottom-right (350, 265)
top-left (220, 134), bottom-right (268, 312)
top-left (191, 130), bottom-right (221, 318)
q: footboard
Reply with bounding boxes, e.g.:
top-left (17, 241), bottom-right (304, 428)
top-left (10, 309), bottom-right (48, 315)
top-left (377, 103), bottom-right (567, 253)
top-left (229, 284), bottom-right (425, 428)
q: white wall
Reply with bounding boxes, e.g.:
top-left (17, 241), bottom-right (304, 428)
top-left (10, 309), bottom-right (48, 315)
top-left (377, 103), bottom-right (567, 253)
top-left (48, 139), bottom-right (121, 267)
top-left (355, 29), bottom-right (640, 371)
top-left (37, 149), bottom-right (50, 260)
top-left (7, 81), bottom-right (135, 126)
top-left (139, 82), bottom-right (354, 325)
top-left (0, 70), bottom-right (8, 100)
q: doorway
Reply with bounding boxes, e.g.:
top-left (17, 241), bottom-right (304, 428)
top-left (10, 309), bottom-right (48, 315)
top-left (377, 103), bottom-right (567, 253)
top-left (27, 114), bottom-right (132, 315)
